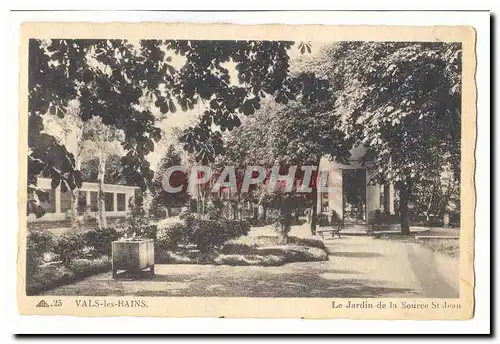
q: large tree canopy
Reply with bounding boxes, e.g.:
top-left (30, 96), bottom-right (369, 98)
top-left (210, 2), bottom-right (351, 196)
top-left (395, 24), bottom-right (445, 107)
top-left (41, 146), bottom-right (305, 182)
top-left (319, 41), bottom-right (461, 184)
top-left (27, 39), bottom-right (329, 215)
top-left (317, 41), bottom-right (461, 233)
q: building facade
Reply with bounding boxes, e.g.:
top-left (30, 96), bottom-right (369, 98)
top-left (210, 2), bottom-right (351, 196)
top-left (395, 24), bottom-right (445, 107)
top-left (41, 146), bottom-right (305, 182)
top-left (27, 178), bottom-right (138, 222)
top-left (318, 146), bottom-right (395, 223)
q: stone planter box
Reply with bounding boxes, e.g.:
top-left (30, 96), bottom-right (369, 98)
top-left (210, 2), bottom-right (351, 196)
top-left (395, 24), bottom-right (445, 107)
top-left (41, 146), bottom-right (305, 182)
top-left (112, 239), bottom-right (155, 278)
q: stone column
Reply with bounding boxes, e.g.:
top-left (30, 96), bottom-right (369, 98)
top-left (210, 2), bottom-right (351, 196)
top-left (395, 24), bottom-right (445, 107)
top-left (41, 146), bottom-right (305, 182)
top-left (383, 184), bottom-right (390, 213)
top-left (55, 186), bottom-right (61, 214)
top-left (85, 191), bottom-right (91, 214)
top-left (113, 192), bottom-right (118, 212)
top-left (365, 169), bottom-right (381, 222)
top-left (328, 169), bottom-right (343, 219)
top-left (383, 183), bottom-right (395, 214)
top-left (317, 168), bottom-right (343, 218)
top-left (388, 183), bottom-right (395, 214)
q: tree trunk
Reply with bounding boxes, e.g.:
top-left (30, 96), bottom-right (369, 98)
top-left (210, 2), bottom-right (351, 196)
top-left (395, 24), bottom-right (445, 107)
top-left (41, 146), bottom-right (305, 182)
top-left (277, 198), bottom-right (293, 244)
top-left (399, 181), bottom-right (412, 235)
top-left (70, 158), bottom-right (82, 230)
top-left (97, 154), bottom-right (107, 230)
top-left (165, 207), bottom-right (170, 218)
top-left (310, 161), bottom-right (320, 235)
top-left (310, 186), bottom-right (318, 235)
top-left (70, 189), bottom-right (79, 230)
top-left (262, 205), bottom-right (267, 221)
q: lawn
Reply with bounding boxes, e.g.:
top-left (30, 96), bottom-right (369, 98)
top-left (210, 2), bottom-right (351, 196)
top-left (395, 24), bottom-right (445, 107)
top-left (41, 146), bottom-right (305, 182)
top-left (417, 238), bottom-right (460, 258)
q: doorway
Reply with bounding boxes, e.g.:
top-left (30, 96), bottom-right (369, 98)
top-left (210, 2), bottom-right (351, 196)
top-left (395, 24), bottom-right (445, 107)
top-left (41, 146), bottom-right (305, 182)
top-left (342, 169), bottom-right (367, 224)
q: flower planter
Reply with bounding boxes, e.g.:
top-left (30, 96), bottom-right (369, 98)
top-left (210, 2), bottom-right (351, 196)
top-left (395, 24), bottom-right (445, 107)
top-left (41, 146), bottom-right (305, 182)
top-left (112, 239), bottom-right (155, 278)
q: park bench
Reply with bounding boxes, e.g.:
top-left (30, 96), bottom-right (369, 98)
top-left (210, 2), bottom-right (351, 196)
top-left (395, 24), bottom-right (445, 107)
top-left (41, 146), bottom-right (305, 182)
top-left (316, 211), bottom-right (343, 239)
top-left (366, 210), bottom-right (385, 238)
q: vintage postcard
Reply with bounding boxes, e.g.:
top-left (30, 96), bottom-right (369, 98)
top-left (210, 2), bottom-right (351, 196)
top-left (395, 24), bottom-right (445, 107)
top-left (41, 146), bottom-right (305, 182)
top-left (18, 22), bottom-right (476, 319)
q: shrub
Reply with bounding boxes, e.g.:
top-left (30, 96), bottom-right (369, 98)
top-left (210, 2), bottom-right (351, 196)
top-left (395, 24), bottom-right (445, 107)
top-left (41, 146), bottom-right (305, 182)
top-left (179, 211), bottom-right (195, 224)
top-left (154, 216), bottom-right (251, 254)
top-left (82, 227), bottom-right (120, 256)
top-left (53, 233), bottom-right (85, 266)
top-left (120, 194), bottom-right (158, 239)
top-left (189, 219), bottom-right (225, 253)
top-left (156, 222), bottom-right (190, 251)
top-left (26, 256), bottom-right (112, 296)
top-left (221, 218), bottom-right (251, 237)
top-left (425, 219), bottom-right (445, 227)
top-left (205, 199), bottom-right (224, 220)
top-left (26, 231), bottom-right (55, 276)
top-left (190, 218), bottom-right (251, 253)
top-left (69, 256), bottom-right (112, 276)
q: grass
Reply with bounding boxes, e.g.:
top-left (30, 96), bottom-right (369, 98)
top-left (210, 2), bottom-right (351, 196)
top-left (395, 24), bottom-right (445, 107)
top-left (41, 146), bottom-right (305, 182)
top-left (155, 235), bottom-right (329, 267)
top-left (418, 239), bottom-right (460, 258)
top-left (226, 235), bottom-right (328, 250)
top-left (217, 235), bottom-right (329, 266)
top-left (214, 254), bottom-right (286, 266)
top-left (26, 256), bottom-right (111, 295)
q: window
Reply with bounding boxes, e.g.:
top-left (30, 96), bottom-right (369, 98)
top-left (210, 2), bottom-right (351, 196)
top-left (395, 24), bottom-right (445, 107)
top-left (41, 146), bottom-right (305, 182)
top-left (105, 192), bottom-right (114, 212)
top-left (39, 189), bottom-right (56, 213)
top-left (77, 191), bottom-right (88, 215)
top-left (117, 193), bottom-right (126, 211)
top-left (60, 190), bottom-right (72, 213)
top-left (90, 191), bottom-right (98, 212)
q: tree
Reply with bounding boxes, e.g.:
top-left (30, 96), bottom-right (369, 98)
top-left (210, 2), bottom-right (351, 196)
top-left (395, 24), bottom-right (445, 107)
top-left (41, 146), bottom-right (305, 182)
top-left (27, 39), bottom-right (328, 215)
top-left (42, 101), bottom-right (124, 229)
top-left (219, 97), bottom-right (351, 240)
top-left (80, 154), bottom-right (124, 184)
top-left (150, 145), bottom-right (189, 217)
top-left (412, 164), bottom-right (460, 224)
top-left (41, 100), bottom-right (86, 227)
top-left (319, 42), bottom-right (461, 234)
top-left (83, 117), bottom-right (124, 229)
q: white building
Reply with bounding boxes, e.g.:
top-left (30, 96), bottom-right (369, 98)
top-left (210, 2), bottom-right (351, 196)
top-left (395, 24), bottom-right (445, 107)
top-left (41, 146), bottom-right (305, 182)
top-left (318, 146), bottom-right (395, 223)
top-left (28, 178), bottom-right (138, 222)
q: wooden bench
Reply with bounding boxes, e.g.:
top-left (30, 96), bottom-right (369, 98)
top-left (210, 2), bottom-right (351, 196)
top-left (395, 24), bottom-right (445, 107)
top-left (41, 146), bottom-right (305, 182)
top-left (317, 211), bottom-right (343, 239)
top-left (317, 224), bottom-right (342, 239)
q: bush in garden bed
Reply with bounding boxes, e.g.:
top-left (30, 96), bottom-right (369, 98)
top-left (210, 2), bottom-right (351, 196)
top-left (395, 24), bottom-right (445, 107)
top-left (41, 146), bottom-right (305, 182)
top-left (53, 233), bottom-right (86, 266)
top-left (26, 256), bottom-right (112, 296)
top-left (25, 227), bottom-right (122, 294)
top-left (82, 227), bottom-right (120, 256)
top-left (156, 222), bottom-right (190, 251)
top-left (26, 231), bottom-right (56, 276)
top-left (155, 217), bottom-right (251, 255)
top-left (190, 218), bottom-right (251, 253)
top-left (27, 227), bottom-right (122, 272)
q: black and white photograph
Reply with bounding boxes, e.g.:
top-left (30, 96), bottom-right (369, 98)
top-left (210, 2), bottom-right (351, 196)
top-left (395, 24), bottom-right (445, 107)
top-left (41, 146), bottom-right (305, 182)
top-left (17, 22), bottom-right (476, 320)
